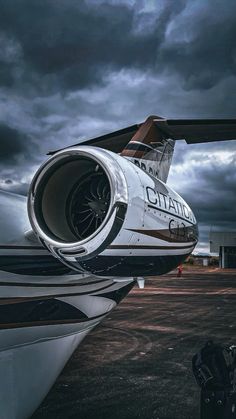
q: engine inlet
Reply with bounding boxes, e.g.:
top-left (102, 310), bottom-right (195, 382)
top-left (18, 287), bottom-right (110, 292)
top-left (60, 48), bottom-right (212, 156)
top-left (33, 155), bottom-right (111, 243)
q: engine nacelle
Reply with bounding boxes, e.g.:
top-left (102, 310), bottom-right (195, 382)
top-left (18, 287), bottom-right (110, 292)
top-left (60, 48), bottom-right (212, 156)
top-left (28, 146), bottom-right (198, 277)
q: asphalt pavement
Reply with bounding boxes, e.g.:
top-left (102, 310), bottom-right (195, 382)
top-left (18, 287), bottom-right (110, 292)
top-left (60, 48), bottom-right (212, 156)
top-left (32, 268), bottom-right (236, 419)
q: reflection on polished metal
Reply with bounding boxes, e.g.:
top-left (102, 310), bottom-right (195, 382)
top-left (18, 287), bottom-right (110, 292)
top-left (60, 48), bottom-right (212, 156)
top-left (1, 115), bottom-right (236, 418)
top-left (28, 146), bottom-right (129, 268)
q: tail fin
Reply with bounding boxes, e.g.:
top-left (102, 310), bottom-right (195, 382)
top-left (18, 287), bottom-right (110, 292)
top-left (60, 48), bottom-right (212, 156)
top-left (120, 116), bottom-right (175, 183)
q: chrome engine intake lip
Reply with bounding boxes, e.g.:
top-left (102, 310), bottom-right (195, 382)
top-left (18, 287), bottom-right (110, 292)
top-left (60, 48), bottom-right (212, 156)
top-left (28, 146), bottom-right (128, 262)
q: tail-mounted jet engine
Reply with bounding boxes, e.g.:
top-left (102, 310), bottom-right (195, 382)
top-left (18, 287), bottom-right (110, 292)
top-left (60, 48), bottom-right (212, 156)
top-left (28, 146), bottom-right (198, 277)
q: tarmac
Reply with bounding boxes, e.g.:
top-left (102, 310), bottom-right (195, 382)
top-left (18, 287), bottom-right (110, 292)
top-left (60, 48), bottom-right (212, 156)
top-left (32, 268), bottom-right (236, 419)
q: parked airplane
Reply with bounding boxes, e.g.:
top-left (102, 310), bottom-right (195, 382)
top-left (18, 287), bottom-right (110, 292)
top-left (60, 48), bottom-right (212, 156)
top-left (0, 115), bottom-right (235, 418)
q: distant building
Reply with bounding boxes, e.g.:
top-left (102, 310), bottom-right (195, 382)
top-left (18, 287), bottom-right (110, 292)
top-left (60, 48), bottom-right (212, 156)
top-left (191, 254), bottom-right (216, 267)
top-left (210, 232), bottom-right (236, 268)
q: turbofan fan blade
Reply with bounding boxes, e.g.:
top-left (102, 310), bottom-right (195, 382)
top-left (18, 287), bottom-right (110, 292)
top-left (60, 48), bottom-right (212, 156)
top-left (67, 170), bottom-right (110, 240)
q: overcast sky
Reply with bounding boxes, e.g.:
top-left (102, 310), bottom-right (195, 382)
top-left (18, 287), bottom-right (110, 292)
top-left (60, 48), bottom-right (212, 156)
top-left (0, 0), bottom-right (236, 252)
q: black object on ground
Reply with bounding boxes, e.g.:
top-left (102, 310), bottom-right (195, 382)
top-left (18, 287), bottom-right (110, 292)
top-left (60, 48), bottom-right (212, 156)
top-left (192, 341), bottom-right (236, 419)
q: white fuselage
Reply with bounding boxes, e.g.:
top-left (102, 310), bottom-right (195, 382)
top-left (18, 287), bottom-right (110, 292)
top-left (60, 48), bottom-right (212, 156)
top-left (0, 151), bottom-right (198, 418)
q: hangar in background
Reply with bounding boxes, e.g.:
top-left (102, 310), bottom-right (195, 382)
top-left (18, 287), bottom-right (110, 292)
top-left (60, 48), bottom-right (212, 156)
top-left (210, 232), bottom-right (236, 268)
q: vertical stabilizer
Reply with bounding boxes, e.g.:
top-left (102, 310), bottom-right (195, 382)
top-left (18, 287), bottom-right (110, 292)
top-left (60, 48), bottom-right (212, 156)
top-left (120, 116), bottom-right (175, 183)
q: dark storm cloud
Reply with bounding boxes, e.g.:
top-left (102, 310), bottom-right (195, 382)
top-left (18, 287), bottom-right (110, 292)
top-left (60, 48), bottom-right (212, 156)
top-left (169, 141), bottom-right (236, 251)
top-left (0, 62), bottom-right (14, 87)
top-left (0, 122), bottom-right (38, 197)
top-left (0, 0), bottom-right (235, 94)
top-left (182, 159), bottom-right (236, 222)
top-left (0, 123), bottom-right (33, 163)
top-left (161, 1), bottom-right (236, 91)
top-left (0, 0), bottom-right (186, 91)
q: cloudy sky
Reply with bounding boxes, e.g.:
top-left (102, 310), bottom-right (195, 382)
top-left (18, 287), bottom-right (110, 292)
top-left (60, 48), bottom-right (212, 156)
top-left (0, 0), bottom-right (236, 252)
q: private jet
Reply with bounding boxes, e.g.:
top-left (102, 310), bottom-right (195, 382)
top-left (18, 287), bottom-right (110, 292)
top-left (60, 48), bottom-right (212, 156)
top-left (0, 115), bottom-right (235, 418)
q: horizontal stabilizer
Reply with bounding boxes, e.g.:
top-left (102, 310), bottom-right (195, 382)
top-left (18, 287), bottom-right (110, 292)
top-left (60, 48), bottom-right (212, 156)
top-left (48, 116), bottom-right (236, 156)
top-left (154, 118), bottom-right (236, 144)
top-left (48, 124), bottom-right (140, 155)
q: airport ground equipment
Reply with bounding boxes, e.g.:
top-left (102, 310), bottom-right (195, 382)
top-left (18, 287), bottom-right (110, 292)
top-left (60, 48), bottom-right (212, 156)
top-left (192, 341), bottom-right (236, 419)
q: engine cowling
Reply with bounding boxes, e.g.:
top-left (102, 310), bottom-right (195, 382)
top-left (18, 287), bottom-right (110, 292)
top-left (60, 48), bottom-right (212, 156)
top-left (28, 146), bottom-right (198, 277)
